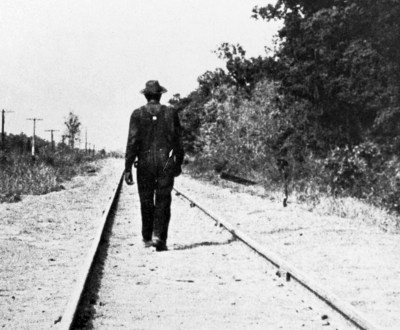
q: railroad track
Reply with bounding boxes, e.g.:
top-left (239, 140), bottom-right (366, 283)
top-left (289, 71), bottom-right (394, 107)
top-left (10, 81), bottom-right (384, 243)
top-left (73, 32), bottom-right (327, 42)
top-left (57, 171), bottom-right (383, 330)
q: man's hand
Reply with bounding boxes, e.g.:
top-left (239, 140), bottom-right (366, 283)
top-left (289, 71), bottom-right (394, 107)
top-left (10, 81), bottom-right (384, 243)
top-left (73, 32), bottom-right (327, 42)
top-left (173, 164), bottom-right (182, 177)
top-left (125, 170), bottom-right (134, 185)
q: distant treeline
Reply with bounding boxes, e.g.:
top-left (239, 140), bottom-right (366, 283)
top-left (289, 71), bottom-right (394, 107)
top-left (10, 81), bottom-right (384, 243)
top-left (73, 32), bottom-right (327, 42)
top-left (170, 0), bottom-right (400, 213)
top-left (1, 132), bottom-right (99, 156)
top-left (2, 132), bottom-right (56, 155)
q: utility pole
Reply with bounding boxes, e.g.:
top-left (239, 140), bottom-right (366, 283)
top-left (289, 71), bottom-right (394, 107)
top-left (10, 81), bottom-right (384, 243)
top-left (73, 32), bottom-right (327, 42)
top-left (45, 129), bottom-right (59, 152)
top-left (27, 118), bottom-right (43, 159)
top-left (2, 109), bottom-right (14, 155)
top-left (46, 129), bottom-right (59, 152)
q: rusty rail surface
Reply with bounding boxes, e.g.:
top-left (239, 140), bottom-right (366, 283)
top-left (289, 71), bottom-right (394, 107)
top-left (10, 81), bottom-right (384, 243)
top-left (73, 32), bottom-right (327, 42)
top-left (173, 186), bottom-right (383, 330)
top-left (58, 171), bottom-right (124, 330)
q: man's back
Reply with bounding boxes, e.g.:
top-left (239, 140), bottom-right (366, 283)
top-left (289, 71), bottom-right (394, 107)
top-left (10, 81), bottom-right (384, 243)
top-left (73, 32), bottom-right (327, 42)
top-left (126, 101), bottom-right (183, 176)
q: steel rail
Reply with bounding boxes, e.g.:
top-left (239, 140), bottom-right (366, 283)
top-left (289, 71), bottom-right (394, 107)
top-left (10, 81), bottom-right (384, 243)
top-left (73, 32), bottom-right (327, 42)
top-left (173, 186), bottom-right (384, 330)
top-left (58, 171), bottom-right (124, 330)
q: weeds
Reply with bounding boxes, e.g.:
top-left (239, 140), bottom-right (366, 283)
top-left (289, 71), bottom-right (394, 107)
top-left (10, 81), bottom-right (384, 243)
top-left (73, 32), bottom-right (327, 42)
top-left (184, 152), bottom-right (400, 232)
top-left (0, 151), bottom-right (102, 203)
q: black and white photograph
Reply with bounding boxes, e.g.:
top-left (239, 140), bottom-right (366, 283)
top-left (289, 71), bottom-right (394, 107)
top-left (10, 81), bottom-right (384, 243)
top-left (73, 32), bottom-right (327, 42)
top-left (1, 1), bottom-right (399, 329)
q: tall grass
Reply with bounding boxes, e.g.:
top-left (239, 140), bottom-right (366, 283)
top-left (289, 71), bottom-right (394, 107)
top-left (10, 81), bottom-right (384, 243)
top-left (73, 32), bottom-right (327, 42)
top-left (0, 151), bottom-right (101, 203)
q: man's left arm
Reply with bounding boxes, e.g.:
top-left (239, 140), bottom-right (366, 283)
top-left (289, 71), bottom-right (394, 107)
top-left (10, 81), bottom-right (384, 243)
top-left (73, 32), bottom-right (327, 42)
top-left (174, 111), bottom-right (184, 164)
top-left (173, 110), bottom-right (184, 176)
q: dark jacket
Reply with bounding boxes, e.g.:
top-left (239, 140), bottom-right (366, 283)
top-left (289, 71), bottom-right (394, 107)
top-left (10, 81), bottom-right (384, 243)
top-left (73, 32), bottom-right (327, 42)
top-left (125, 101), bottom-right (184, 174)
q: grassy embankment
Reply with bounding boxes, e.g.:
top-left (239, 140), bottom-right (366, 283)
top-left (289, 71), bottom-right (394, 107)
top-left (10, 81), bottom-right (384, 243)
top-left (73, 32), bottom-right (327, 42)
top-left (0, 152), bottom-right (102, 203)
top-left (183, 157), bottom-right (400, 234)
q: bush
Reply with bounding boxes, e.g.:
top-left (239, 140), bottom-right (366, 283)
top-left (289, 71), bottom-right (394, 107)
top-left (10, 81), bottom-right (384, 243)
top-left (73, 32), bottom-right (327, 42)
top-left (181, 78), bottom-right (400, 219)
top-left (193, 81), bottom-right (283, 180)
top-left (320, 142), bottom-right (400, 213)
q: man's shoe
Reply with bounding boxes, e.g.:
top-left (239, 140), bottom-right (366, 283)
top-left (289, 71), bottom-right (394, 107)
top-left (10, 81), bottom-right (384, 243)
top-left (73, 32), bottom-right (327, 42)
top-left (143, 239), bottom-right (153, 248)
top-left (152, 238), bottom-right (168, 252)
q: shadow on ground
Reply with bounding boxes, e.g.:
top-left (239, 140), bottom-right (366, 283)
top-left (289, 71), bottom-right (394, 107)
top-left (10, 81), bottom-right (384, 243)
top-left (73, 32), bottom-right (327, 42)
top-left (172, 237), bottom-right (236, 251)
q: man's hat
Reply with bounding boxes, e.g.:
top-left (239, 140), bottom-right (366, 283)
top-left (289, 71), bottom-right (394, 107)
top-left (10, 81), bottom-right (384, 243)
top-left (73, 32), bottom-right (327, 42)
top-left (140, 80), bottom-right (167, 94)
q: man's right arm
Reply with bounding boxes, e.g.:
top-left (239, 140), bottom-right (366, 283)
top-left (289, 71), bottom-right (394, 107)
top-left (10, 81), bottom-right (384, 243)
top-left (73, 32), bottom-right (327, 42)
top-left (125, 110), bottom-right (141, 174)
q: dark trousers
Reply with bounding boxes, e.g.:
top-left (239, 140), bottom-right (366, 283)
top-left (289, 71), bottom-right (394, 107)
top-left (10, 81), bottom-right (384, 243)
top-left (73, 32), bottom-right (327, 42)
top-left (136, 167), bottom-right (174, 243)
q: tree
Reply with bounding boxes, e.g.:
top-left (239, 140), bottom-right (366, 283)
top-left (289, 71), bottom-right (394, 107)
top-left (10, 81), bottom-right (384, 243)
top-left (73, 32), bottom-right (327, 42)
top-left (64, 112), bottom-right (81, 149)
top-left (214, 43), bottom-right (275, 95)
top-left (252, 0), bottom-right (400, 155)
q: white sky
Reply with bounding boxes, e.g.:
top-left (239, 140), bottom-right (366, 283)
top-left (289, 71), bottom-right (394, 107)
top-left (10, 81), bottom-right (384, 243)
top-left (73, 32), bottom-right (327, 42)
top-left (0, 0), bottom-right (280, 152)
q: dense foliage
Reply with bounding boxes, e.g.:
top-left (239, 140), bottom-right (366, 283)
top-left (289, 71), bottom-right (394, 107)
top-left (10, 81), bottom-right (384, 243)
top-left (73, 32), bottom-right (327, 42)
top-left (252, 0), bottom-right (400, 155)
top-left (171, 0), bottom-right (400, 213)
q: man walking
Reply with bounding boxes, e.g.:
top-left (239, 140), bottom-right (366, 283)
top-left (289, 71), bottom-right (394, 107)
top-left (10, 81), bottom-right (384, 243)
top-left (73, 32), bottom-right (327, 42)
top-left (125, 80), bottom-right (184, 252)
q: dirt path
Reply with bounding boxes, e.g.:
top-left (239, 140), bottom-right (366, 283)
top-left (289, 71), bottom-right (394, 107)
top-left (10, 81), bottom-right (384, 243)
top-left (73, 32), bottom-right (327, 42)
top-left (176, 176), bottom-right (400, 330)
top-left (1, 162), bottom-right (398, 329)
top-left (81, 183), bottom-right (354, 330)
top-left (0, 159), bottom-right (123, 329)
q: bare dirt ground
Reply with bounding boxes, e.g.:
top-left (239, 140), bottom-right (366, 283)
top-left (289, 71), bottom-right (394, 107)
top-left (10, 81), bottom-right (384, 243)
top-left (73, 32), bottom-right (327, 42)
top-left (1, 160), bottom-right (399, 329)
top-left (0, 158), bottom-right (123, 329)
